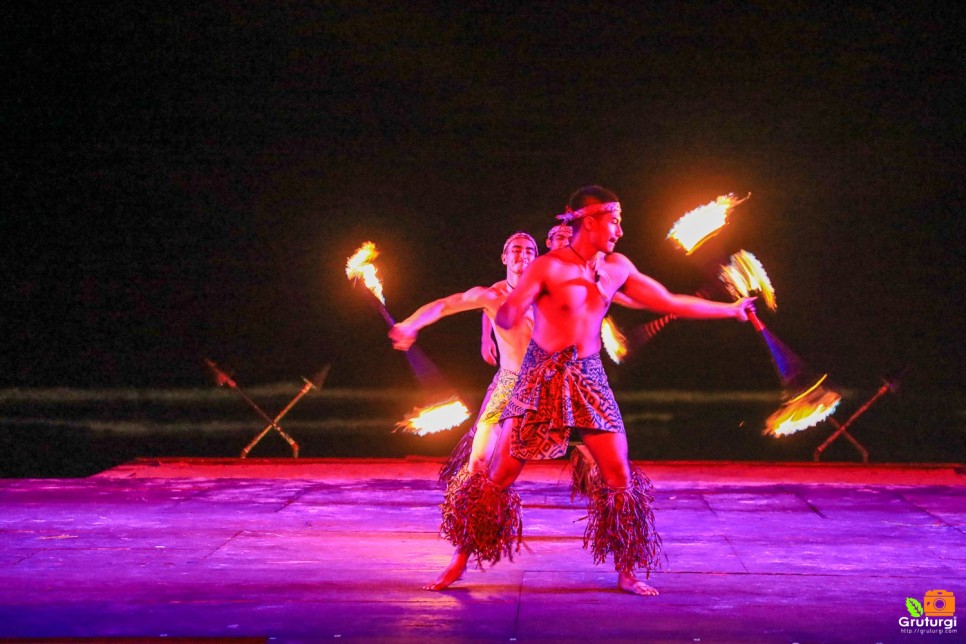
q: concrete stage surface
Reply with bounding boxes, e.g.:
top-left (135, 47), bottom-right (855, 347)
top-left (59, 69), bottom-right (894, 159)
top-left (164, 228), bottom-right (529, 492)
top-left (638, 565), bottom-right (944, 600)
top-left (0, 458), bottom-right (963, 643)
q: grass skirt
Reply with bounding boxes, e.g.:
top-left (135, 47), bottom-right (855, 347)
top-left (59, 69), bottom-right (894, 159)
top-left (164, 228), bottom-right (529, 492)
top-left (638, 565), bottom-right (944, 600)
top-left (439, 466), bottom-right (523, 568)
top-left (438, 430), bottom-right (474, 484)
top-left (569, 445), bottom-right (601, 501)
top-left (583, 463), bottom-right (664, 577)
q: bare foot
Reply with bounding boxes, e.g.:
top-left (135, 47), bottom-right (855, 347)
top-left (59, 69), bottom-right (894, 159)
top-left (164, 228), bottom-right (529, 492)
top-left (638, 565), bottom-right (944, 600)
top-left (424, 551), bottom-right (469, 591)
top-left (618, 571), bottom-right (658, 596)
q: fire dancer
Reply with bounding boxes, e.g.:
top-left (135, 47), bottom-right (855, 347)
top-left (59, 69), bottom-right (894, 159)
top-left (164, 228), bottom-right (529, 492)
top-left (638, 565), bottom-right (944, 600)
top-left (435, 186), bottom-right (756, 596)
top-left (391, 232), bottom-right (537, 591)
top-left (479, 225), bottom-right (574, 366)
top-left (389, 232), bottom-right (539, 482)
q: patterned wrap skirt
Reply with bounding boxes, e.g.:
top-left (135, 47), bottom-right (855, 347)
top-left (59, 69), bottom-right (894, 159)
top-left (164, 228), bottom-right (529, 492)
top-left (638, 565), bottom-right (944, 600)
top-left (438, 367), bottom-right (518, 483)
top-left (477, 367), bottom-right (519, 428)
top-left (500, 341), bottom-right (624, 460)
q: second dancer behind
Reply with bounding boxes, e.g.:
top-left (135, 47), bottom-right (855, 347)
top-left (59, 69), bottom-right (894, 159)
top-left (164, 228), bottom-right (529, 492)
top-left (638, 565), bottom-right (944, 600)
top-left (389, 232), bottom-right (539, 479)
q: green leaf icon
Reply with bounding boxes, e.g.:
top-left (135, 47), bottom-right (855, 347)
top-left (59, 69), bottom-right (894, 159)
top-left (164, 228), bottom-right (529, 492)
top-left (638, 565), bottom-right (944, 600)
top-left (906, 597), bottom-right (924, 617)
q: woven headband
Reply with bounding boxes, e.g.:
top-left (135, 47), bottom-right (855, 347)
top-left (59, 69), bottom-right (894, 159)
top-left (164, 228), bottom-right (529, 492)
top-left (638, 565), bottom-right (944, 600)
top-left (546, 224), bottom-right (573, 240)
top-left (502, 232), bottom-right (538, 255)
top-left (555, 201), bottom-right (621, 224)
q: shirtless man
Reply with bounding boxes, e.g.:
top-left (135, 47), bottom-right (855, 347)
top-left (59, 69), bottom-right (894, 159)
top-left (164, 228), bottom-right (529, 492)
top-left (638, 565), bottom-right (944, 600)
top-left (388, 233), bottom-right (539, 589)
top-left (437, 186), bottom-right (756, 596)
top-left (479, 225), bottom-right (573, 365)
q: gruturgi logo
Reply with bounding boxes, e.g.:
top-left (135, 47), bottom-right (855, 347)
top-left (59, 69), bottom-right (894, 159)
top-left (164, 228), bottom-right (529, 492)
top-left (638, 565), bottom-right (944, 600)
top-left (899, 590), bottom-right (957, 635)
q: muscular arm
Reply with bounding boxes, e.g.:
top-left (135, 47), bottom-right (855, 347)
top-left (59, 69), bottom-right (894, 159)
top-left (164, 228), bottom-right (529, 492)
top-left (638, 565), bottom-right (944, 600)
top-left (611, 289), bottom-right (647, 309)
top-left (390, 286), bottom-right (494, 350)
top-left (618, 258), bottom-right (754, 321)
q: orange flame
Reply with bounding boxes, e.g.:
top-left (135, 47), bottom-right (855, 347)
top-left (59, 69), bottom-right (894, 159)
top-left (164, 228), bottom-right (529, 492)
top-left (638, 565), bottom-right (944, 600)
top-left (395, 397), bottom-right (471, 436)
top-left (764, 375), bottom-right (842, 437)
top-left (345, 242), bottom-right (385, 304)
top-left (719, 250), bottom-right (777, 311)
top-left (601, 316), bottom-right (628, 364)
top-left (667, 193), bottom-right (751, 255)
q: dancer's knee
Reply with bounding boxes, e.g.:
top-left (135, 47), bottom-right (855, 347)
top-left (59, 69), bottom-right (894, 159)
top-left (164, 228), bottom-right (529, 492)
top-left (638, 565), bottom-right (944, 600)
top-left (487, 428), bottom-right (525, 488)
top-left (489, 458), bottom-right (524, 488)
top-left (598, 461), bottom-right (631, 489)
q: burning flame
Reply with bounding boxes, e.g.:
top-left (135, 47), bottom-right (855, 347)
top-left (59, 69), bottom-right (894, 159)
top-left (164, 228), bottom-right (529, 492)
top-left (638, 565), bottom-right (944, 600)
top-left (764, 375), bottom-right (842, 437)
top-left (667, 193), bottom-right (751, 254)
top-left (601, 316), bottom-right (628, 364)
top-left (345, 242), bottom-right (385, 304)
top-left (719, 250), bottom-right (777, 311)
top-left (395, 397), bottom-right (471, 436)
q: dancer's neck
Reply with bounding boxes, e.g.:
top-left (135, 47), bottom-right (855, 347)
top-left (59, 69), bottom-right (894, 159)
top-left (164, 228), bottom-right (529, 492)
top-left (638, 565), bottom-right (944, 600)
top-left (568, 244), bottom-right (596, 267)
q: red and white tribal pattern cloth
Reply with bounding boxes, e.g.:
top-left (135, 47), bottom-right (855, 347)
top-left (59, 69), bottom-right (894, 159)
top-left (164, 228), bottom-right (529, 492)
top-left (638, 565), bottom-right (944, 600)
top-left (501, 341), bottom-right (624, 460)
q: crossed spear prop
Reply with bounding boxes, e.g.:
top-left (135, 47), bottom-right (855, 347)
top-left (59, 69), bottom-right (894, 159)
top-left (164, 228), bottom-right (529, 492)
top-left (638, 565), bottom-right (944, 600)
top-left (345, 242), bottom-right (470, 435)
top-left (205, 359), bottom-right (330, 458)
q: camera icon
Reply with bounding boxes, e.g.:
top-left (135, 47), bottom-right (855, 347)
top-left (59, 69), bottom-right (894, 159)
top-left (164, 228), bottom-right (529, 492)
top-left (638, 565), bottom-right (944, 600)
top-left (924, 590), bottom-right (955, 616)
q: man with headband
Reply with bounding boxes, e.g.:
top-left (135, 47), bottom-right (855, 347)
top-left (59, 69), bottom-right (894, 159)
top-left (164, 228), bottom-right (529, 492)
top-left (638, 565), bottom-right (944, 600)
top-left (388, 231), bottom-right (539, 589)
top-left (478, 224), bottom-right (574, 367)
top-left (436, 186), bottom-right (756, 596)
top-left (546, 223), bottom-right (573, 250)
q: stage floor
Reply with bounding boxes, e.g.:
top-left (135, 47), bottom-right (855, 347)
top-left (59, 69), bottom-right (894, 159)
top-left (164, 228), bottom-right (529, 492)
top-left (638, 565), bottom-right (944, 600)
top-left (1, 458), bottom-right (963, 643)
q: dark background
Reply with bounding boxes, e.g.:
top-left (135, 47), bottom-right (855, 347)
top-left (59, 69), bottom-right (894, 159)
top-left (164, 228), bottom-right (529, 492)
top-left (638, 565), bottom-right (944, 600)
top-left (4, 2), bottom-right (964, 406)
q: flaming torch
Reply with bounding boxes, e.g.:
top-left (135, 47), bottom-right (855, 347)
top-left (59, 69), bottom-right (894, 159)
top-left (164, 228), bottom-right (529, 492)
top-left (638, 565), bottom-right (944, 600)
top-left (634, 250), bottom-right (776, 349)
top-left (717, 250), bottom-right (841, 436)
top-left (345, 241), bottom-right (440, 382)
top-left (763, 374), bottom-right (842, 437)
top-left (718, 250), bottom-right (777, 312)
top-left (346, 241), bottom-right (390, 324)
top-left (740, 305), bottom-right (841, 437)
top-left (631, 249), bottom-right (775, 350)
top-left (601, 316), bottom-right (629, 364)
top-left (628, 194), bottom-right (752, 349)
top-left (345, 242), bottom-right (470, 435)
top-left (667, 192), bottom-right (751, 255)
top-left (720, 253), bottom-right (841, 437)
top-left (663, 192), bottom-right (838, 437)
top-left (643, 242), bottom-right (837, 437)
top-left (396, 396), bottom-right (471, 436)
